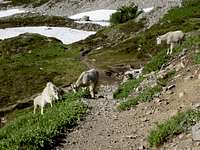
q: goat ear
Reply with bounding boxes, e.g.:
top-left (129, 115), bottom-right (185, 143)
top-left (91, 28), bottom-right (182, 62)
top-left (47, 82), bottom-right (51, 87)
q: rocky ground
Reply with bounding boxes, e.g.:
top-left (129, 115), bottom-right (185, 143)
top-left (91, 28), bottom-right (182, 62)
top-left (30, 0), bottom-right (182, 28)
top-left (30, 0), bottom-right (181, 17)
top-left (52, 46), bottom-right (200, 150)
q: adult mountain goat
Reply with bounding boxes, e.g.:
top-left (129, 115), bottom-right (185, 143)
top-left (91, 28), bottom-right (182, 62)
top-left (33, 82), bottom-right (60, 115)
top-left (156, 30), bottom-right (185, 55)
top-left (71, 69), bottom-right (99, 98)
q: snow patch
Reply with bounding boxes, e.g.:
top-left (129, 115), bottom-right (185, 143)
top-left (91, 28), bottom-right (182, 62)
top-left (0, 9), bottom-right (26, 18)
top-left (0, 26), bottom-right (96, 44)
top-left (69, 7), bottom-right (154, 26)
top-left (143, 7), bottom-right (154, 13)
top-left (69, 9), bottom-right (116, 21)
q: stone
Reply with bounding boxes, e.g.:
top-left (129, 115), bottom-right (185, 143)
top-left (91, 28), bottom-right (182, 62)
top-left (192, 123), bottom-right (200, 141)
top-left (0, 117), bottom-right (7, 124)
top-left (179, 92), bottom-right (185, 98)
top-left (184, 75), bottom-right (193, 80)
top-left (166, 90), bottom-right (174, 95)
top-left (192, 102), bottom-right (200, 109)
top-left (154, 98), bottom-right (162, 103)
top-left (80, 15), bottom-right (90, 21)
top-left (178, 133), bottom-right (184, 139)
top-left (141, 117), bottom-right (149, 122)
top-left (138, 145), bottom-right (146, 150)
top-left (167, 84), bottom-right (176, 90)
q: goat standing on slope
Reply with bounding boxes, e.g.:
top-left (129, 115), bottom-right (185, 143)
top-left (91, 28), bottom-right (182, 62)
top-left (156, 30), bottom-right (185, 55)
top-left (33, 82), bottom-right (59, 115)
top-left (71, 69), bottom-right (99, 98)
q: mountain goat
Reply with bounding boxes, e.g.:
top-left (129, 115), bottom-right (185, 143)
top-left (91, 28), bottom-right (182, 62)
top-left (33, 82), bottom-right (59, 115)
top-left (156, 30), bottom-right (185, 55)
top-left (71, 69), bottom-right (99, 98)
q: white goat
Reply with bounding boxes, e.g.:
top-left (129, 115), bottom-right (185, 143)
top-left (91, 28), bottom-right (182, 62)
top-left (71, 69), bottom-right (99, 98)
top-left (156, 30), bottom-right (185, 55)
top-left (33, 82), bottom-right (59, 115)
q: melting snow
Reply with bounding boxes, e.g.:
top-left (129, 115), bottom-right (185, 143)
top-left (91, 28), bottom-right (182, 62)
top-left (143, 7), bottom-right (154, 13)
top-left (0, 9), bottom-right (26, 18)
top-left (69, 9), bottom-right (116, 21)
top-left (0, 26), bottom-right (96, 44)
top-left (69, 9), bottom-right (116, 26)
top-left (69, 7), bottom-right (154, 26)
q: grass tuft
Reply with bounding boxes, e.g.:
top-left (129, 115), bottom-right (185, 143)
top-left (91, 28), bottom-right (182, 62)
top-left (113, 77), bottom-right (144, 99)
top-left (117, 85), bottom-right (162, 111)
top-left (148, 110), bottom-right (200, 147)
top-left (0, 92), bottom-right (88, 150)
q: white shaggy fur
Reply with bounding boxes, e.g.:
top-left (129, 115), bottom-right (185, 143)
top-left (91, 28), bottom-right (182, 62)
top-left (33, 82), bottom-right (59, 115)
top-left (156, 30), bottom-right (184, 55)
top-left (71, 69), bottom-right (99, 98)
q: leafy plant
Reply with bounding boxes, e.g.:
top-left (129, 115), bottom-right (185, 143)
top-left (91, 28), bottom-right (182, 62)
top-left (148, 110), bottom-right (200, 147)
top-left (117, 85), bottom-right (162, 111)
top-left (110, 2), bottom-right (142, 25)
top-left (0, 92), bottom-right (88, 150)
top-left (113, 77), bottom-right (144, 99)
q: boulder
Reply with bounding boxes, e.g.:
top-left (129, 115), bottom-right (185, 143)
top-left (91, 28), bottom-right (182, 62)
top-left (192, 123), bottom-right (200, 141)
top-left (80, 15), bottom-right (90, 21)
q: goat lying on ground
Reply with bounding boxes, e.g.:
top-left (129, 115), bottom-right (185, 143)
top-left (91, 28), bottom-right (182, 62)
top-left (71, 69), bottom-right (99, 98)
top-left (33, 82), bottom-right (59, 115)
top-left (156, 30), bottom-right (185, 55)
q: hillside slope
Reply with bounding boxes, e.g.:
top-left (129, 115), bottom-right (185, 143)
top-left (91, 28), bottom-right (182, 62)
top-left (1, 0), bottom-right (200, 149)
top-left (29, 0), bottom-right (181, 17)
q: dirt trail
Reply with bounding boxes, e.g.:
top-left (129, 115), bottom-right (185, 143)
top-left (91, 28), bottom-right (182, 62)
top-left (55, 46), bottom-right (200, 150)
top-left (55, 76), bottom-right (195, 150)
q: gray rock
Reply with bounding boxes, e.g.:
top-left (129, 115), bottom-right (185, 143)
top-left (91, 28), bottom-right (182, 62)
top-left (192, 123), bottom-right (200, 141)
top-left (167, 84), bottom-right (176, 90)
top-left (80, 15), bottom-right (90, 21)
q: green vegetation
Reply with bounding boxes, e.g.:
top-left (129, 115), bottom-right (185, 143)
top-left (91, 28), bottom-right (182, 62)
top-left (0, 33), bottom-right (86, 109)
top-left (0, 15), bottom-right (101, 31)
top-left (117, 85), bottom-right (162, 111)
top-left (11, 0), bottom-right (50, 7)
top-left (0, 15), bottom-right (73, 29)
top-left (143, 49), bottom-right (169, 74)
top-left (191, 36), bottom-right (200, 64)
top-left (85, 0), bottom-right (200, 70)
top-left (110, 2), bottom-right (142, 25)
top-left (113, 77), bottom-right (144, 99)
top-left (148, 110), bottom-right (200, 147)
top-left (0, 92), bottom-right (88, 150)
top-left (114, 34), bottom-right (199, 102)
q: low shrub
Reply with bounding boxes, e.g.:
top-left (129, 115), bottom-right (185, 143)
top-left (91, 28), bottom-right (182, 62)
top-left (117, 85), bottom-right (162, 111)
top-left (148, 110), bottom-right (200, 147)
top-left (110, 2), bottom-right (142, 25)
top-left (113, 77), bottom-right (144, 99)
